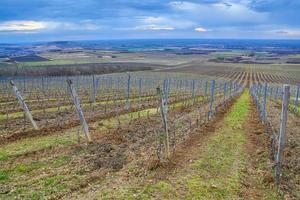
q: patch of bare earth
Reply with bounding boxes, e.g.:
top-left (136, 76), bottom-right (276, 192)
top-left (66, 97), bottom-right (237, 199)
top-left (266, 100), bottom-right (300, 199)
top-left (240, 99), bottom-right (279, 199)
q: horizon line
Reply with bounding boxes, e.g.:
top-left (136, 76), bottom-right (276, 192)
top-left (2, 38), bottom-right (300, 45)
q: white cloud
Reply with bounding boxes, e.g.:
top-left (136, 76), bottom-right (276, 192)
top-left (195, 27), bottom-right (207, 32)
top-left (141, 16), bottom-right (167, 24)
top-left (137, 16), bottom-right (196, 29)
top-left (274, 29), bottom-right (300, 37)
top-left (135, 24), bottom-right (175, 30)
top-left (0, 21), bottom-right (47, 32)
top-left (115, 15), bottom-right (195, 31)
top-left (0, 20), bottom-right (102, 33)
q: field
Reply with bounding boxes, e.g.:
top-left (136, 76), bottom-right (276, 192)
top-left (2, 44), bottom-right (300, 79)
top-left (0, 66), bottom-right (299, 199)
top-left (1, 42), bottom-right (300, 199)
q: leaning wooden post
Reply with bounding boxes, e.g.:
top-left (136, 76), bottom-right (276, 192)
top-left (157, 86), bottom-right (170, 159)
top-left (67, 80), bottom-right (92, 143)
top-left (163, 79), bottom-right (170, 107)
top-left (92, 75), bottom-right (96, 104)
top-left (138, 78), bottom-right (142, 99)
top-left (275, 84), bottom-right (290, 185)
top-left (270, 86), bottom-right (274, 100)
top-left (41, 77), bottom-right (45, 93)
top-left (138, 78), bottom-right (142, 109)
top-left (10, 80), bottom-right (38, 130)
top-left (222, 82), bottom-right (227, 108)
top-left (229, 81), bottom-right (233, 97)
top-left (192, 80), bottom-right (196, 104)
top-left (167, 78), bottom-right (171, 104)
top-left (125, 74), bottom-right (131, 110)
top-left (23, 76), bottom-right (26, 92)
top-left (163, 79), bottom-right (167, 99)
top-left (275, 86), bottom-right (279, 100)
top-left (208, 80), bottom-right (216, 119)
top-left (262, 83), bottom-right (268, 124)
top-left (204, 81), bottom-right (208, 101)
top-left (294, 84), bottom-right (299, 109)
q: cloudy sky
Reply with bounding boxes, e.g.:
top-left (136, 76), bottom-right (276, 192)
top-left (0, 0), bottom-right (300, 42)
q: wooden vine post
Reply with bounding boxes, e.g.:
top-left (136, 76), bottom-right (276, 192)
top-left (208, 80), bottom-right (216, 119)
top-left (10, 80), bottom-right (38, 130)
top-left (294, 85), bottom-right (299, 111)
top-left (275, 84), bottom-right (290, 185)
top-left (126, 74), bottom-right (131, 110)
top-left (222, 82), bottom-right (227, 108)
top-left (163, 79), bottom-right (170, 107)
top-left (166, 78), bottom-right (171, 104)
top-left (67, 80), bottom-right (92, 143)
top-left (192, 80), bottom-right (196, 104)
top-left (275, 86), bottom-right (279, 100)
top-left (229, 81), bottom-right (233, 97)
top-left (262, 83), bottom-right (268, 124)
top-left (92, 75), bottom-right (96, 105)
top-left (157, 86), bottom-right (170, 159)
top-left (204, 81), bottom-right (208, 101)
top-left (139, 78), bottom-right (142, 99)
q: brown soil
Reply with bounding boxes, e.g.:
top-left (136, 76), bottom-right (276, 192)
top-left (0, 94), bottom-right (191, 145)
top-left (22, 93), bottom-right (215, 199)
top-left (64, 96), bottom-right (237, 199)
top-left (240, 98), bottom-right (278, 199)
top-left (1, 97), bottom-right (218, 199)
top-left (151, 98), bottom-right (236, 181)
top-left (266, 100), bottom-right (300, 199)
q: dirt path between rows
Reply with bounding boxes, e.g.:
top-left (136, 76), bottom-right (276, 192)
top-left (240, 96), bottom-right (281, 199)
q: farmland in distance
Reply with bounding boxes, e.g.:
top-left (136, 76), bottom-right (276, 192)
top-left (0, 39), bottom-right (299, 199)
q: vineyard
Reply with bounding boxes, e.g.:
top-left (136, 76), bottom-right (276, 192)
top-left (0, 71), bottom-right (299, 199)
top-left (250, 83), bottom-right (300, 197)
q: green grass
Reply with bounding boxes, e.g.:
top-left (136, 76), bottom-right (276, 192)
top-left (0, 92), bottom-right (194, 121)
top-left (0, 170), bottom-right (9, 182)
top-left (0, 161), bottom-right (47, 184)
top-left (179, 91), bottom-right (250, 199)
top-left (178, 91), bottom-right (278, 199)
top-left (0, 94), bottom-right (155, 121)
top-left (0, 134), bottom-right (76, 161)
top-left (0, 154), bottom-right (74, 198)
top-left (145, 181), bottom-right (173, 194)
top-left (288, 104), bottom-right (300, 116)
top-left (185, 91), bottom-right (278, 199)
top-left (273, 99), bottom-right (299, 116)
top-left (5, 175), bottom-right (70, 199)
top-left (0, 98), bottom-right (60, 106)
top-left (100, 108), bottom-right (157, 129)
top-left (13, 162), bottom-right (46, 173)
top-left (52, 155), bottom-right (71, 167)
